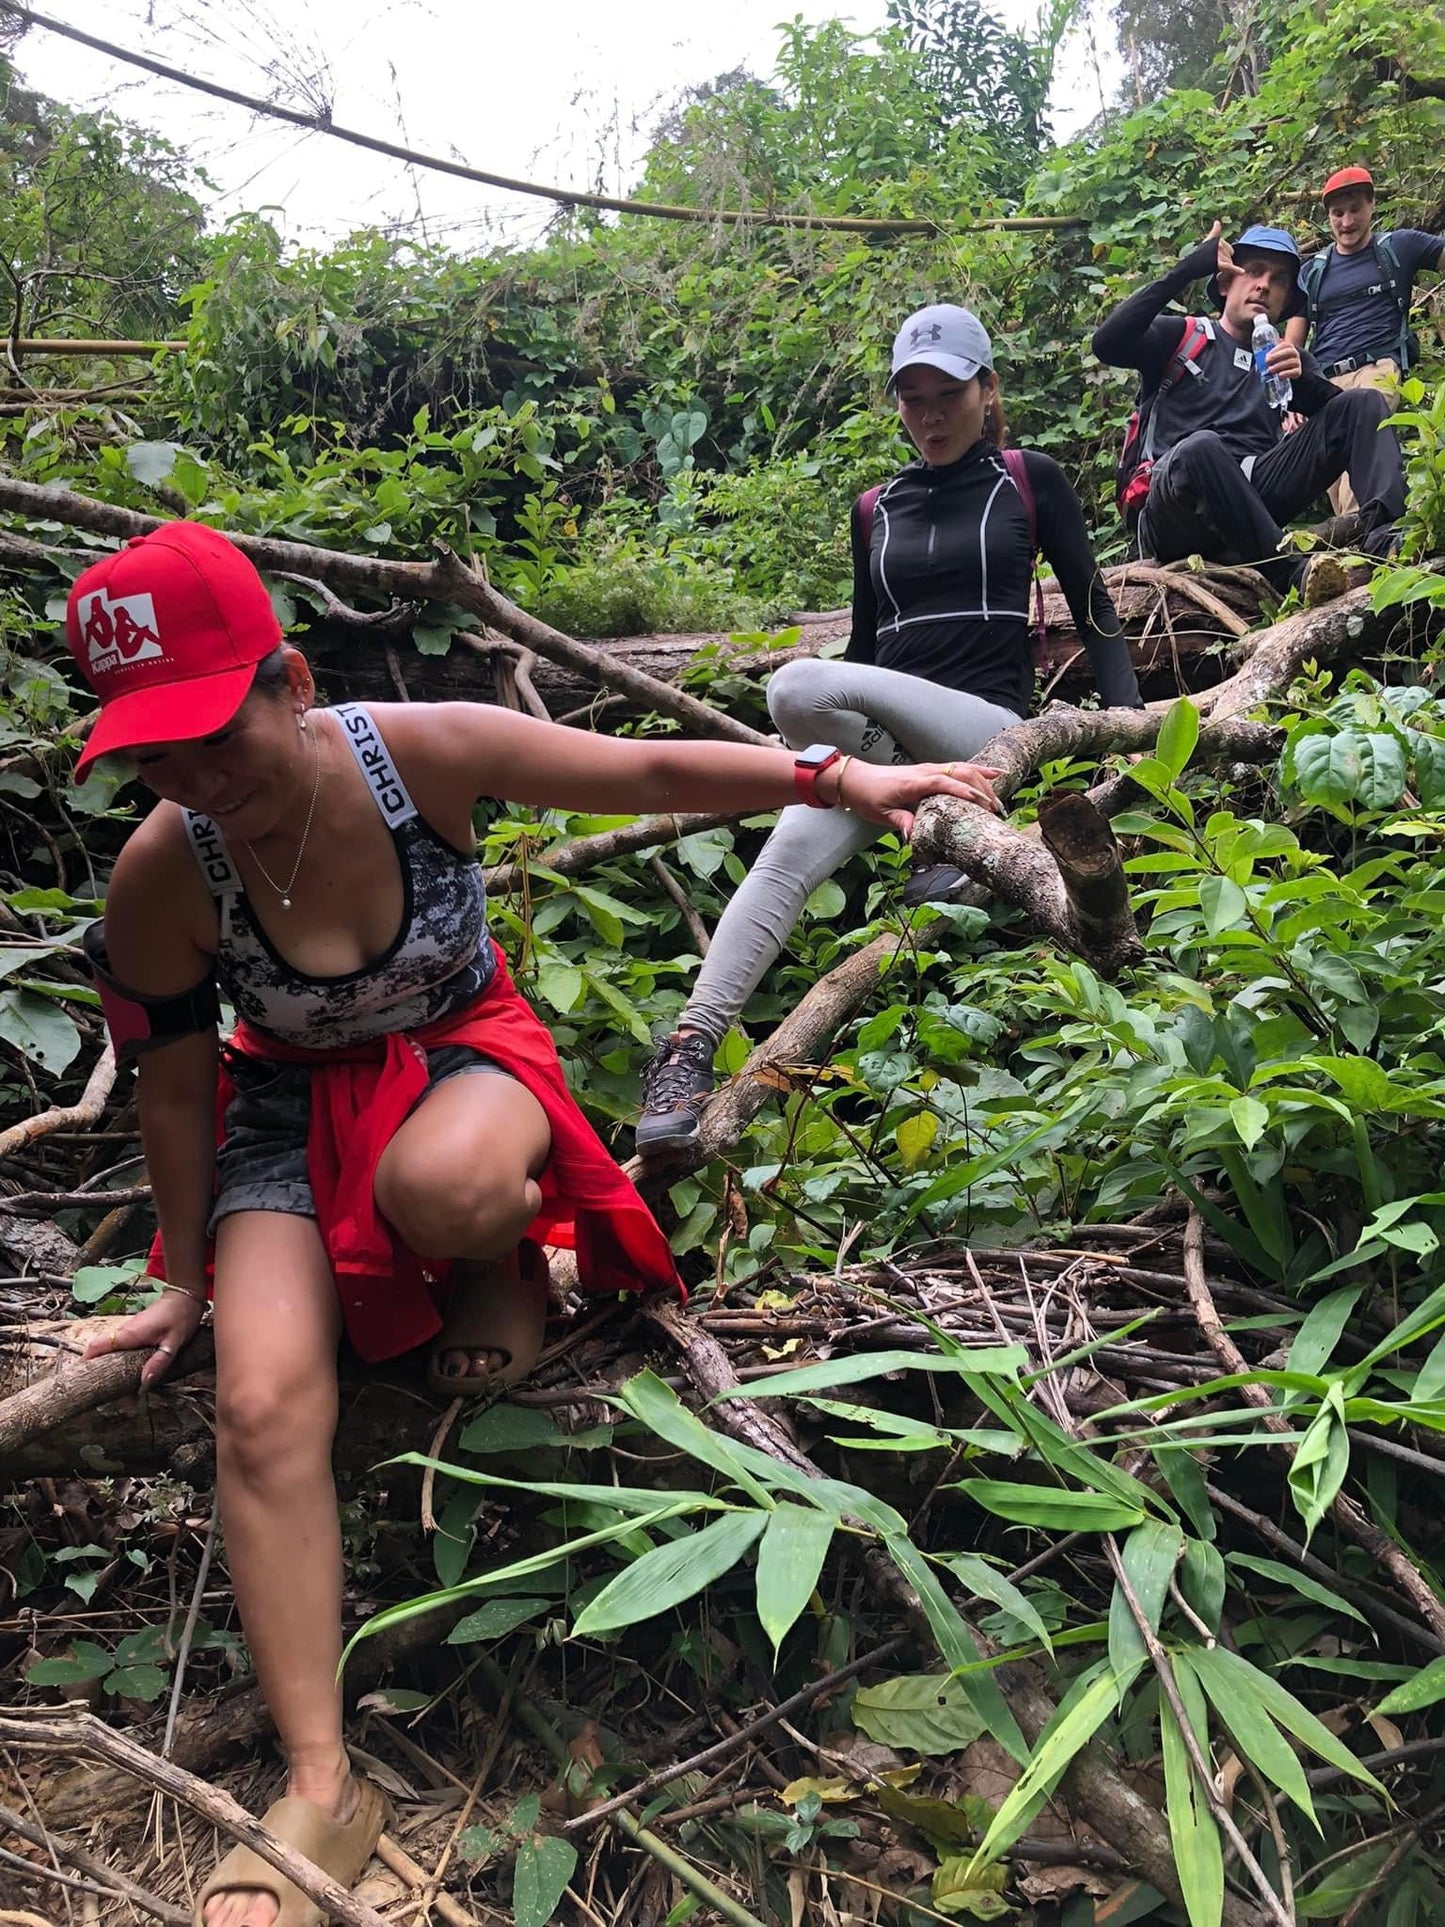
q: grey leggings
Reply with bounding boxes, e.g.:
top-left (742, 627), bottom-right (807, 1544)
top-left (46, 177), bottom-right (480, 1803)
top-left (678, 658), bottom-right (1021, 1045)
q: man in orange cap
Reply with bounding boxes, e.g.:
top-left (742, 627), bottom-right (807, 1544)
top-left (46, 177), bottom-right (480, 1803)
top-left (1286, 166), bottom-right (1443, 516)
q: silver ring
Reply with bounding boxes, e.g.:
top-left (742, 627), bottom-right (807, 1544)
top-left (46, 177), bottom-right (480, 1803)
top-left (155, 1343), bottom-right (175, 1355)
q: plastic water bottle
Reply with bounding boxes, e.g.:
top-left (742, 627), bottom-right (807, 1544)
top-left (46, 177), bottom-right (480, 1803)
top-left (1252, 313), bottom-right (1293, 412)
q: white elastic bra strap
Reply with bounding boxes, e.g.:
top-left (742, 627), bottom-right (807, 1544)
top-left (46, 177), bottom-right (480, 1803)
top-left (332, 703), bottom-right (417, 827)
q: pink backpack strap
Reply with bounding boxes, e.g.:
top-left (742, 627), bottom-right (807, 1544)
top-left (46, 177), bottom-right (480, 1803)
top-left (857, 485), bottom-right (883, 545)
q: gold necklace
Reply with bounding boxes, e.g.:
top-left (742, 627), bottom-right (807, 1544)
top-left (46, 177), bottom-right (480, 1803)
top-left (245, 725), bottom-right (322, 910)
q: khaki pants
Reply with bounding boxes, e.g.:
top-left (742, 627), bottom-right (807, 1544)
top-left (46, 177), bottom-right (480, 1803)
top-left (1328, 358), bottom-right (1399, 514)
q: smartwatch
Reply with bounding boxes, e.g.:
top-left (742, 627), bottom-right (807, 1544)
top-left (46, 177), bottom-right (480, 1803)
top-left (794, 743), bottom-right (842, 808)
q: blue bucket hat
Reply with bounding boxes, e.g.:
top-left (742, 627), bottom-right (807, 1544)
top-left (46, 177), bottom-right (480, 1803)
top-left (1207, 225), bottom-right (1305, 318)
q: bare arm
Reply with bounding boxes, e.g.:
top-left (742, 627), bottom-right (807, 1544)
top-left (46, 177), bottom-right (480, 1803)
top-left (388, 702), bottom-right (1003, 836)
top-left (1284, 315), bottom-right (1308, 351)
top-left (84, 816), bottom-right (220, 1381)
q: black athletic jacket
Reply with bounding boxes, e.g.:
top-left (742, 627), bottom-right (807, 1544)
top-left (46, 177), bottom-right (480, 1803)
top-left (847, 441), bottom-right (1142, 717)
top-left (1092, 236), bottom-right (1337, 469)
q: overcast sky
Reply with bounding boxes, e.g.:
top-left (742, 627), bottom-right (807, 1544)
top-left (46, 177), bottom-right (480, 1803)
top-left (13, 0), bottom-right (1120, 249)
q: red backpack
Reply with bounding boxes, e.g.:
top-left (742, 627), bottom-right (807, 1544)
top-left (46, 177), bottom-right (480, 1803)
top-left (858, 446), bottom-right (1047, 666)
top-left (1115, 315), bottom-right (1212, 522)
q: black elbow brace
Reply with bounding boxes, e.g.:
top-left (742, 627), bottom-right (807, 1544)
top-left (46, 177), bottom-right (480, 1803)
top-left (82, 921), bottom-right (220, 1062)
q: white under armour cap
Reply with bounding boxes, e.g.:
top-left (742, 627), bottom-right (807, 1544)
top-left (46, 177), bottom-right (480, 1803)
top-left (886, 304), bottom-right (994, 391)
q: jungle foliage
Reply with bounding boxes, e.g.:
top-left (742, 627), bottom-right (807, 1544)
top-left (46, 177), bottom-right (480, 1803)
top-left (3, 0), bottom-right (1445, 1920)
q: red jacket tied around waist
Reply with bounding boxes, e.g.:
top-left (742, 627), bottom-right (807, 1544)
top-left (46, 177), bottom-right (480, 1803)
top-left (152, 944), bottom-right (682, 1361)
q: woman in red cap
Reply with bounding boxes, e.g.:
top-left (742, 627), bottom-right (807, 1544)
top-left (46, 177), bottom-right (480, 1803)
top-left (68, 520), bottom-right (997, 1927)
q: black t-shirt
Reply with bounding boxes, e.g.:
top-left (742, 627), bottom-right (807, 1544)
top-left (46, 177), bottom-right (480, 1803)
top-left (845, 442), bottom-right (1141, 717)
top-left (1092, 236), bottom-right (1338, 468)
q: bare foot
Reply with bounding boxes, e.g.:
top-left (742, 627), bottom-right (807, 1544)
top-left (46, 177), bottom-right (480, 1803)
top-left (201, 1771), bottom-right (358, 1927)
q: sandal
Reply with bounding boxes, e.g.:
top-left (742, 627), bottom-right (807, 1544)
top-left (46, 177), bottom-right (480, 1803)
top-left (425, 1239), bottom-right (551, 1398)
top-left (192, 1778), bottom-right (389, 1927)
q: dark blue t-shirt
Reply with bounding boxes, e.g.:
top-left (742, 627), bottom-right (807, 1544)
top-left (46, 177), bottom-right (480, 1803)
top-left (1304, 229), bottom-right (1443, 366)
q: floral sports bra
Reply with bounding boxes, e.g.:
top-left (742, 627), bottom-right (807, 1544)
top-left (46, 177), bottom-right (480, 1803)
top-left (183, 703), bottom-right (494, 1050)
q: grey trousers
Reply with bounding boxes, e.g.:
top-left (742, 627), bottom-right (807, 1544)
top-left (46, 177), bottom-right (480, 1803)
top-left (677, 658), bottom-right (1021, 1046)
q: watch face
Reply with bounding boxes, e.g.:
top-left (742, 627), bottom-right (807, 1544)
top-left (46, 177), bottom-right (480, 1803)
top-left (797, 743), bottom-right (837, 770)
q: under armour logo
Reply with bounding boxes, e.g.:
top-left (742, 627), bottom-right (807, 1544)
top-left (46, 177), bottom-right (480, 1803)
top-left (909, 323), bottom-right (945, 347)
top-left (76, 588), bottom-right (164, 676)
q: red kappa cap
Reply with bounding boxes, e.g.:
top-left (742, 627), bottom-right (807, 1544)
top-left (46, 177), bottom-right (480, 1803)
top-left (67, 522), bottom-right (282, 774)
top-left (1321, 166), bottom-right (1375, 202)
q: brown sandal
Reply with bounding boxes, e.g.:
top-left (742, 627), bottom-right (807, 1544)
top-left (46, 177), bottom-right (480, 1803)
top-left (425, 1239), bottom-right (551, 1398)
top-left (192, 1779), bottom-right (389, 1927)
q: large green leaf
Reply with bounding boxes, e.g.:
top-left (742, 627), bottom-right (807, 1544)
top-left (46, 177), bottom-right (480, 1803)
top-left (851, 1673), bottom-right (988, 1755)
top-left (943, 1552), bottom-right (1054, 1656)
top-left (512, 1835), bottom-right (578, 1927)
top-left (712, 1347), bottom-right (1027, 1401)
top-left (754, 1502), bottom-right (835, 1655)
top-left (1374, 1655), bottom-right (1445, 1716)
top-left (882, 1535), bottom-right (1028, 1765)
top-left (1160, 1667), bottom-right (1224, 1927)
top-left (960, 1480), bottom-right (1145, 1532)
top-left (1107, 1520), bottom-right (1184, 1686)
top-left (1287, 1384), bottom-right (1350, 1543)
top-left (0, 987), bottom-right (81, 1075)
top-left (571, 1509), bottom-right (766, 1637)
top-left (966, 1662), bottom-right (1120, 1869)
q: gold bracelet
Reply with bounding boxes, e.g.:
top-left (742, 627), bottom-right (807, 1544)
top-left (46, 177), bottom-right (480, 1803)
top-left (159, 1282), bottom-right (206, 1304)
top-left (832, 754), bottom-right (854, 807)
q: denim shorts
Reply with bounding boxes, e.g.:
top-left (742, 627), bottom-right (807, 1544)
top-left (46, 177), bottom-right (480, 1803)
top-left (210, 1045), bottom-right (511, 1229)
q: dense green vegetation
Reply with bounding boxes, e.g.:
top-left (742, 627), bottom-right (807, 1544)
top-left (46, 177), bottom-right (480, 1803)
top-left (3, 0), bottom-right (1445, 1920)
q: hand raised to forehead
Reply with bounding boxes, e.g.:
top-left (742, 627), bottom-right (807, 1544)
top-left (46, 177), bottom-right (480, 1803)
top-left (1209, 219), bottom-right (1238, 288)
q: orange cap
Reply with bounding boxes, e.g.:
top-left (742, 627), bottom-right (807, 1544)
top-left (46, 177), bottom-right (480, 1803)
top-left (1321, 166), bottom-right (1375, 202)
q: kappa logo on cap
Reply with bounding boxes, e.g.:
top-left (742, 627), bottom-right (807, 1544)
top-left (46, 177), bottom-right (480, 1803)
top-left (75, 588), bottom-right (165, 676)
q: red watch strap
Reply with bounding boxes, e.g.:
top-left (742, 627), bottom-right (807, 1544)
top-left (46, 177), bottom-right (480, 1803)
top-left (794, 749), bottom-right (840, 807)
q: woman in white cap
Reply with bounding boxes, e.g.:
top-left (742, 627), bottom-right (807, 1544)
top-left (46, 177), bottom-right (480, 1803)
top-left (65, 519), bottom-right (992, 1927)
top-left (637, 302), bottom-right (1141, 1152)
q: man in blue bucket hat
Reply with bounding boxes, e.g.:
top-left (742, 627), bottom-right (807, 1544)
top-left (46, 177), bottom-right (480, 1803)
top-left (1094, 221), bottom-right (1405, 594)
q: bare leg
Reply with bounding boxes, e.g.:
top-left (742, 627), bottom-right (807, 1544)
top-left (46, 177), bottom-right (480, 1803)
top-left (373, 1072), bottom-right (552, 1380)
top-left (203, 1210), bottom-right (347, 1927)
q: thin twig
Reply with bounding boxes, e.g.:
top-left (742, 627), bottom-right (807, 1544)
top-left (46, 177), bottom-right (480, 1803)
top-left (0, 1803), bottom-right (188, 1925)
top-left (162, 1507), bottom-right (219, 1758)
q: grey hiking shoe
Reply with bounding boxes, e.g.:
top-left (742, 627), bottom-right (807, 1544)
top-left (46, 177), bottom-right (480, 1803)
top-left (637, 1031), bottom-right (716, 1154)
top-left (903, 863), bottom-right (970, 908)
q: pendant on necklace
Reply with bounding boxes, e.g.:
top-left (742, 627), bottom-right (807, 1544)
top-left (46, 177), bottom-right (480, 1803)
top-left (280, 897), bottom-right (292, 910)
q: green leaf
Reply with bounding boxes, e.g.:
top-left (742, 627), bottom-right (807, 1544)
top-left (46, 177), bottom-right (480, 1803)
top-left (1160, 1668), bottom-right (1223, 1927)
top-left (882, 1534), bottom-right (1028, 1764)
top-left (534, 965), bottom-right (584, 1014)
top-left (1375, 1655), bottom-right (1445, 1716)
top-left (1228, 1094), bottom-right (1269, 1149)
top-left (754, 1502), bottom-right (834, 1655)
top-left (1107, 1521), bottom-right (1184, 1687)
top-left (960, 1480), bottom-right (1146, 1532)
top-left (1188, 1646), bottom-right (1387, 1814)
top-left (714, 1348), bottom-right (1025, 1400)
top-left (447, 1598), bottom-right (551, 1644)
top-left (1288, 1384), bottom-right (1350, 1543)
top-left (895, 1110), bottom-right (939, 1171)
top-left (943, 1552), bottom-right (1054, 1656)
top-left (851, 1673), bottom-right (989, 1756)
top-left (1227, 1554), bottom-right (1367, 1626)
top-left (967, 1662), bottom-right (1119, 1869)
top-left (571, 1509), bottom-right (766, 1637)
top-left (105, 1662), bottom-right (170, 1701)
top-left (1180, 1646), bottom-right (1318, 1826)
top-left (1200, 875), bottom-right (1247, 936)
top-left (0, 987), bottom-right (81, 1074)
top-left (124, 439), bottom-right (181, 486)
top-left (458, 1407), bottom-right (563, 1455)
top-left (1294, 1840), bottom-right (1401, 1920)
top-left (26, 1639), bottom-right (114, 1687)
top-left (511, 1835), bottom-right (578, 1927)
top-left (73, 1262), bottom-right (147, 1306)
top-left (1155, 698), bottom-right (1201, 782)
top-left (1287, 1289), bottom-right (1363, 1379)
top-left (932, 1854), bottom-right (1009, 1918)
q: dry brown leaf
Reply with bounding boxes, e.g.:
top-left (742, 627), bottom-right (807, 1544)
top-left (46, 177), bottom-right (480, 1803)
top-left (1017, 1861), bottom-right (1113, 1903)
